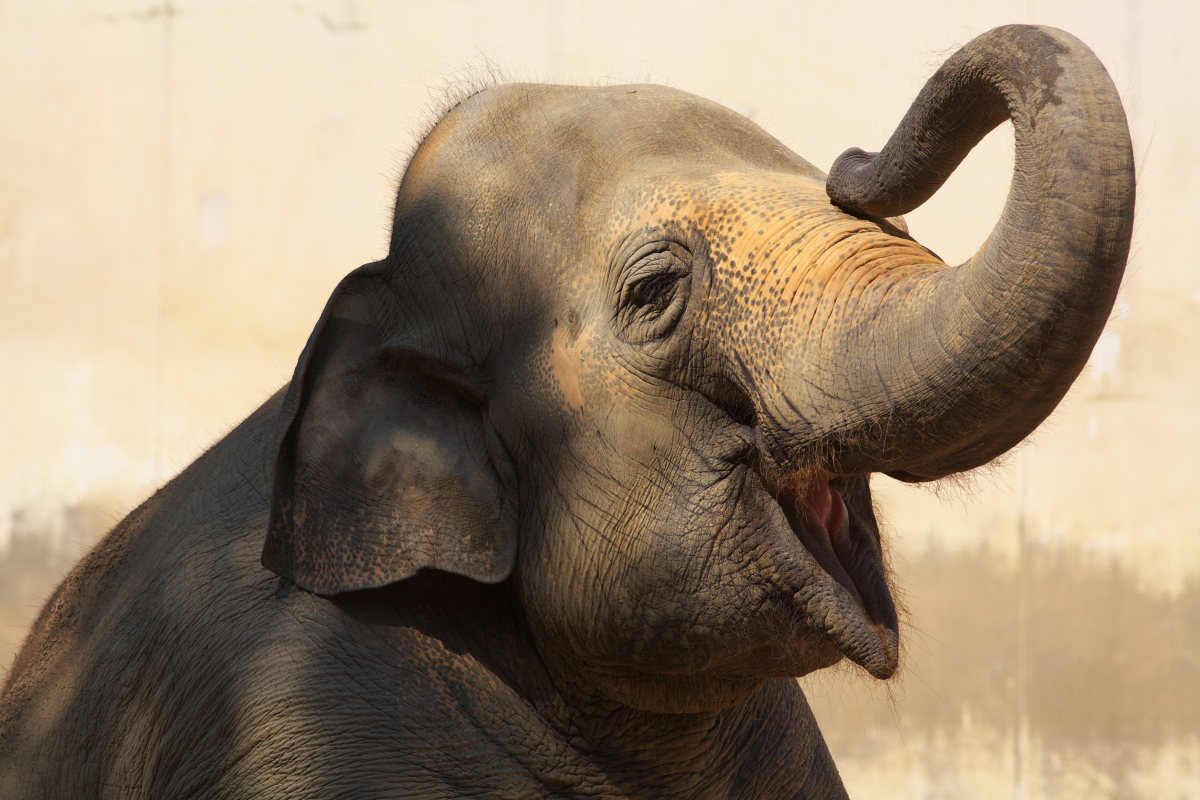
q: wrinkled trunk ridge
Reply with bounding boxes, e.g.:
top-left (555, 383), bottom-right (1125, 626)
top-left (821, 24), bottom-right (1134, 480)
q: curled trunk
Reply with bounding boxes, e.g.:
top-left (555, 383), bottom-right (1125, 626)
top-left (814, 25), bottom-right (1134, 480)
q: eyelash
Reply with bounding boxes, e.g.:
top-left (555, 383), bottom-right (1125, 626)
top-left (627, 272), bottom-right (682, 313)
top-left (615, 245), bottom-right (693, 342)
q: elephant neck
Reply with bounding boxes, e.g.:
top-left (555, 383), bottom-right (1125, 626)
top-left (363, 571), bottom-right (843, 798)
top-left (526, 671), bottom-right (845, 799)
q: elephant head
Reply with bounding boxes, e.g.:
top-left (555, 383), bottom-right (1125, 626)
top-left (263, 25), bottom-right (1133, 713)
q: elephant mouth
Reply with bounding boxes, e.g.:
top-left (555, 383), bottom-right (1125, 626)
top-left (775, 470), bottom-right (899, 678)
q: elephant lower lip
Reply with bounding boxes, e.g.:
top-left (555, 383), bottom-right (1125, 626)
top-left (776, 470), bottom-right (899, 677)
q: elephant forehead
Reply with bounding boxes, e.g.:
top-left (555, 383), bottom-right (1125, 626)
top-left (398, 83), bottom-right (821, 238)
top-left (607, 171), bottom-right (827, 229)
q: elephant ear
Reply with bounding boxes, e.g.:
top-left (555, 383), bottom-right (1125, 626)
top-left (263, 261), bottom-right (517, 594)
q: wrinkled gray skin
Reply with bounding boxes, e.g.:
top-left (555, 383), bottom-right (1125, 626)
top-left (0, 26), bottom-right (1132, 799)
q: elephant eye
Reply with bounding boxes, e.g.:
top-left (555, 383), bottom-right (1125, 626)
top-left (616, 245), bottom-right (692, 342)
top-left (627, 271), bottom-right (681, 312)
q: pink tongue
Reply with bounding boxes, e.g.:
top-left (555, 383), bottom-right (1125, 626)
top-left (801, 475), bottom-right (849, 547)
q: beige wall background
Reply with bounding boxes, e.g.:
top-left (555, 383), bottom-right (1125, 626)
top-left (1, 0), bottom-right (1196, 796)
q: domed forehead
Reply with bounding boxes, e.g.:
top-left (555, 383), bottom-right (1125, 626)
top-left (405, 83), bottom-right (822, 202)
top-left (606, 170), bottom-right (831, 226)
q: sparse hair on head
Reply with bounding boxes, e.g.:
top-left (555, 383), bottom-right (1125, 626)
top-left (415, 60), bottom-right (510, 154)
top-left (385, 60), bottom-right (509, 254)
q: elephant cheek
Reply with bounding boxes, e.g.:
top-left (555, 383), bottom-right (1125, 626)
top-left (549, 325), bottom-right (586, 412)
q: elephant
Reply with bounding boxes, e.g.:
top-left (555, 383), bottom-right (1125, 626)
top-left (0, 24), bottom-right (1132, 799)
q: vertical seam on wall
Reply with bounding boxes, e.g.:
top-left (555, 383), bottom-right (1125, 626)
top-left (1015, 447), bottom-right (1031, 800)
top-left (153, 1), bottom-right (175, 483)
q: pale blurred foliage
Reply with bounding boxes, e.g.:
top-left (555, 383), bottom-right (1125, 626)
top-left (805, 544), bottom-right (1200, 798)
